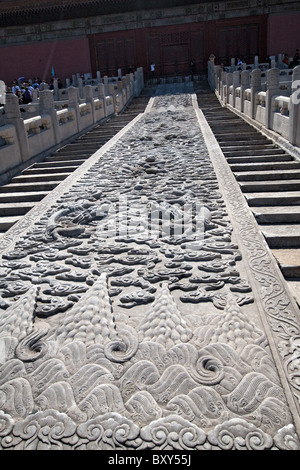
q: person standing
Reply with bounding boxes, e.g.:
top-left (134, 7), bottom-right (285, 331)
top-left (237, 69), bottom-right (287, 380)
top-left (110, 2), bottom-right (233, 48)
top-left (190, 59), bottom-right (196, 80)
top-left (293, 49), bottom-right (300, 67)
top-left (150, 62), bottom-right (155, 78)
top-left (11, 80), bottom-right (20, 95)
top-left (282, 53), bottom-right (290, 68)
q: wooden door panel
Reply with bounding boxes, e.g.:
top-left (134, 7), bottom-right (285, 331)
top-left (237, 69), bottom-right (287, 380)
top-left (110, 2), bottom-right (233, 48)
top-left (95, 35), bottom-right (136, 76)
top-left (217, 23), bottom-right (259, 65)
top-left (190, 30), bottom-right (205, 71)
top-left (162, 44), bottom-right (189, 75)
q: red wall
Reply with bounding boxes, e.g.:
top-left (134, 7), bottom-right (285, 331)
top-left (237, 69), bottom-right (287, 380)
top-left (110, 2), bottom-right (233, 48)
top-left (89, 15), bottom-right (267, 79)
top-left (89, 23), bottom-right (208, 79)
top-left (0, 37), bottom-right (91, 85)
top-left (1, 11), bottom-right (295, 86)
top-left (268, 12), bottom-right (300, 57)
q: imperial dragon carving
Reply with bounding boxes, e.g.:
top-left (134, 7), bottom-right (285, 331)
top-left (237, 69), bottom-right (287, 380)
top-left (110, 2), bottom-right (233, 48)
top-left (0, 87), bottom-right (299, 450)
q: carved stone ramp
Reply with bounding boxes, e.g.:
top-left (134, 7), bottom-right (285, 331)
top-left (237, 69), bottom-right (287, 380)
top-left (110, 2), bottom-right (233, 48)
top-left (196, 90), bottom-right (300, 309)
top-left (0, 90), bottom-right (152, 236)
top-left (0, 84), bottom-right (300, 451)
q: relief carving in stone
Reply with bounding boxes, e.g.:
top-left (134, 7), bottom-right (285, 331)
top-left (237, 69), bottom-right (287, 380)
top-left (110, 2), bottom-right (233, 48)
top-left (0, 89), bottom-right (299, 450)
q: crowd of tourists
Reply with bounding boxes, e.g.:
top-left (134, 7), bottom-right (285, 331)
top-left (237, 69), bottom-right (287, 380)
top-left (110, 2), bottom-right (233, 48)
top-left (7, 76), bottom-right (63, 104)
top-left (4, 50), bottom-right (300, 106)
top-left (282, 49), bottom-right (300, 68)
top-left (217, 50), bottom-right (299, 75)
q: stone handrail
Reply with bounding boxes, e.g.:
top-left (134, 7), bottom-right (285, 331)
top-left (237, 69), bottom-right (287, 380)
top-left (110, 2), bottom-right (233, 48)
top-left (0, 67), bottom-right (144, 183)
top-left (208, 58), bottom-right (300, 149)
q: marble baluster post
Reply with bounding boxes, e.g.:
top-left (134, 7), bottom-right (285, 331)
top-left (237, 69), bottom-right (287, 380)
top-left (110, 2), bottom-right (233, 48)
top-left (68, 86), bottom-right (80, 132)
top-left (98, 82), bottom-right (107, 117)
top-left (109, 83), bottom-right (116, 114)
top-left (232, 71), bottom-right (240, 109)
top-left (251, 69), bottom-right (262, 119)
top-left (240, 70), bottom-right (250, 113)
top-left (4, 93), bottom-right (29, 162)
top-left (85, 85), bottom-right (96, 124)
top-left (289, 65), bottom-right (300, 146)
top-left (39, 89), bottom-right (60, 144)
top-left (226, 73), bottom-right (233, 105)
top-left (266, 68), bottom-right (280, 128)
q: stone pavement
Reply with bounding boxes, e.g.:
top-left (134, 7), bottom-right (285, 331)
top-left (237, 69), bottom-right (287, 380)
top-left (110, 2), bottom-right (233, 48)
top-left (0, 83), bottom-right (300, 450)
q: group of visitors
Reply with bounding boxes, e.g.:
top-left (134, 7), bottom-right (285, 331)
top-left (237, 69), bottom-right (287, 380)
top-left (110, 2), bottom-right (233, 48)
top-left (8, 76), bottom-right (63, 104)
top-left (282, 49), bottom-right (300, 68)
top-left (232, 50), bottom-right (300, 71)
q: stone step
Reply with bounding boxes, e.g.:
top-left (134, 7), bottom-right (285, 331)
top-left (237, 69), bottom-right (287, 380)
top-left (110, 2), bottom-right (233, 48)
top-left (94, 128), bottom-right (125, 133)
top-left (0, 201), bottom-right (35, 216)
top-left (230, 161), bottom-right (300, 172)
top-left (204, 109), bottom-right (235, 115)
top-left (220, 142), bottom-right (275, 149)
top-left (0, 191), bottom-right (50, 202)
top-left (240, 180), bottom-right (300, 193)
top-left (200, 105), bottom-right (222, 110)
top-left (45, 153), bottom-right (89, 161)
top-left (211, 127), bottom-right (256, 134)
top-left (67, 142), bottom-right (104, 148)
top-left (77, 139), bottom-right (113, 145)
top-left (61, 146), bottom-right (101, 153)
top-left (224, 148), bottom-right (287, 157)
top-left (251, 206), bottom-right (300, 224)
top-left (245, 191), bottom-right (300, 206)
top-left (271, 249), bottom-right (300, 278)
top-left (285, 280), bottom-right (300, 306)
top-left (213, 132), bottom-right (267, 141)
top-left (0, 215), bottom-right (21, 231)
top-left (0, 181), bottom-right (57, 192)
top-left (11, 173), bottom-right (71, 184)
top-left (204, 114), bottom-right (253, 123)
top-left (52, 151), bottom-right (100, 160)
top-left (77, 137), bottom-right (109, 143)
top-left (235, 170), bottom-right (300, 181)
top-left (66, 138), bottom-right (106, 144)
top-left (262, 225), bottom-right (300, 248)
top-left (206, 118), bottom-right (242, 124)
top-left (65, 140), bottom-right (105, 145)
top-left (227, 154), bottom-right (293, 164)
top-left (33, 159), bottom-right (85, 168)
top-left (97, 124), bottom-right (129, 130)
top-left (207, 117), bottom-right (249, 124)
top-left (23, 165), bottom-right (79, 175)
top-left (78, 139), bottom-right (113, 145)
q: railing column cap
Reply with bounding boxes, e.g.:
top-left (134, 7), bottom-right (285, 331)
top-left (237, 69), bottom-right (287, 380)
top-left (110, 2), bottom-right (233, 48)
top-left (241, 69), bottom-right (250, 86)
top-left (85, 85), bottom-right (94, 102)
top-left (4, 93), bottom-right (21, 119)
top-left (233, 70), bottom-right (240, 85)
top-left (266, 68), bottom-right (280, 89)
top-left (251, 69), bottom-right (262, 90)
top-left (68, 86), bottom-right (79, 104)
top-left (39, 89), bottom-right (54, 113)
top-left (292, 64), bottom-right (300, 83)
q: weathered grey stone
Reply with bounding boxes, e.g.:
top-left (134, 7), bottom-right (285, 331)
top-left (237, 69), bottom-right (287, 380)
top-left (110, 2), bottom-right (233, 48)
top-left (0, 84), bottom-right (299, 450)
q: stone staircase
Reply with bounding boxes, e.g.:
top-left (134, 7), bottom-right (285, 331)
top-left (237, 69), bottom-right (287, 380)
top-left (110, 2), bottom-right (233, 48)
top-left (0, 89), bottom-right (152, 236)
top-left (197, 89), bottom-right (300, 307)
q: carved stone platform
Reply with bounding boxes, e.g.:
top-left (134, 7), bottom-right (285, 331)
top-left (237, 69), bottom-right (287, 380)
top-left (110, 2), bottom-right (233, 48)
top-left (0, 83), bottom-right (300, 450)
